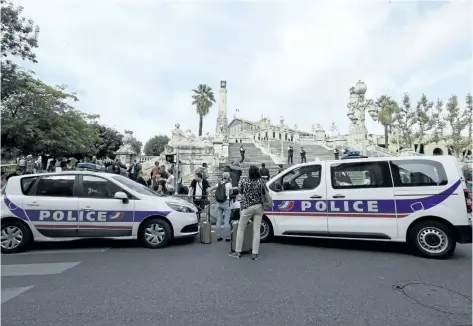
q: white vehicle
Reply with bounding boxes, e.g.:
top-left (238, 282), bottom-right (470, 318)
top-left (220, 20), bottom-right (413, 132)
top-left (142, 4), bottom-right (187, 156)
top-left (1, 171), bottom-right (199, 253)
top-left (258, 156), bottom-right (472, 259)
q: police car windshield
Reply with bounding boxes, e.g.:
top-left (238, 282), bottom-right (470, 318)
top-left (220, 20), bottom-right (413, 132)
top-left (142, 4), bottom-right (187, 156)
top-left (111, 175), bottom-right (160, 196)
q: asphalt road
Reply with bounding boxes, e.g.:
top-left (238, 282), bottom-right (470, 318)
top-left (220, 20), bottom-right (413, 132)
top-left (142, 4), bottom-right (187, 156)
top-left (1, 235), bottom-right (471, 326)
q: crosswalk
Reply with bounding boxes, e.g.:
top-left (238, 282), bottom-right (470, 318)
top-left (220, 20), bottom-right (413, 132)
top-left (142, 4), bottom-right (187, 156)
top-left (1, 247), bottom-right (109, 304)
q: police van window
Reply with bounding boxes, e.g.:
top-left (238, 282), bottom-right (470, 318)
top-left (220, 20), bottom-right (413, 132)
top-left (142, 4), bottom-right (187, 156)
top-left (81, 175), bottom-right (123, 199)
top-left (36, 175), bottom-right (75, 197)
top-left (390, 160), bottom-right (448, 187)
top-left (331, 161), bottom-right (392, 189)
top-left (21, 176), bottom-right (39, 195)
top-left (279, 165), bottom-right (321, 191)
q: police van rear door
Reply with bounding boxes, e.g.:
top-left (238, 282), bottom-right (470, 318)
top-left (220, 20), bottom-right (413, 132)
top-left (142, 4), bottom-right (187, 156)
top-left (326, 160), bottom-right (397, 240)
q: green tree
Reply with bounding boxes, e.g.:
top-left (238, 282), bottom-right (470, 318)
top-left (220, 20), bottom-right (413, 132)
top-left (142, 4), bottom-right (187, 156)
top-left (413, 94), bottom-right (435, 153)
top-left (430, 98), bottom-right (445, 144)
top-left (393, 93), bottom-right (416, 150)
top-left (90, 123), bottom-right (124, 159)
top-left (1, 69), bottom-right (100, 159)
top-left (1, 0), bottom-right (39, 63)
top-left (445, 95), bottom-right (469, 158)
top-left (375, 95), bottom-right (398, 150)
top-left (144, 135), bottom-right (170, 156)
top-left (191, 84), bottom-right (215, 136)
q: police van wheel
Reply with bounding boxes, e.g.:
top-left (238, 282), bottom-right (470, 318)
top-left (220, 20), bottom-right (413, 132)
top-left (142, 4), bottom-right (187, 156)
top-left (139, 218), bottom-right (172, 249)
top-left (260, 217), bottom-right (273, 243)
top-left (1, 220), bottom-right (32, 254)
top-left (408, 220), bottom-right (456, 259)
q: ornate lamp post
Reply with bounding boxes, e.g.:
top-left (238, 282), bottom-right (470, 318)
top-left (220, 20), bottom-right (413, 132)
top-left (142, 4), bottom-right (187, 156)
top-left (278, 116), bottom-right (288, 163)
top-left (347, 80), bottom-right (379, 156)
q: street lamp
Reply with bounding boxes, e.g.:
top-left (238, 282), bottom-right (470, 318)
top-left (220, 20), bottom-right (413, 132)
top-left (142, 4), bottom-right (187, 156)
top-left (311, 124), bottom-right (316, 141)
top-left (346, 80), bottom-right (379, 156)
top-left (278, 116), bottom-right (288, 163)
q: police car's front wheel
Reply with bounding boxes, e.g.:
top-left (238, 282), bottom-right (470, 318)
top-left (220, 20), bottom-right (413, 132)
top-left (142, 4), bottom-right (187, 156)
top-left (139, 218), bottom-right (172, 249)
top-left (260, 217), bottom-right (273, 243)
top-left (408, 220), bottom-right (456, 259)
top-left (1, 220), bottom-right (32, 254)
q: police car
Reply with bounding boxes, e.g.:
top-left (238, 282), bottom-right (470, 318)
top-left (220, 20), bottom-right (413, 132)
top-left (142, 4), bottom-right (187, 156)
top-left (259, 155), bottom-right (472, 259)
top-left (1, 171), bottom-right (199, 253)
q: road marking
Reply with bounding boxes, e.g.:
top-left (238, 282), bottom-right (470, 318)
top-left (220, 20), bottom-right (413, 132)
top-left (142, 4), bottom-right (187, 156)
top-left (1, 262), bottom-right (81, 277)
top-left (15, 248), bottom-right (111, 255)
top-left (1, 286), bottom-right (34, 304)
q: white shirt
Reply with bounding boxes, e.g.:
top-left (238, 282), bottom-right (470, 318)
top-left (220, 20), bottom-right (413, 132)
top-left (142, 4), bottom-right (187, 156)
top-left (194, 181), bottom-right (203, 199)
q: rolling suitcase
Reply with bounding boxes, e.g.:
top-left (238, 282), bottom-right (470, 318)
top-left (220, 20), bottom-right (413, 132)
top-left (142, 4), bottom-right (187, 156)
top-left (200, 204), bottom-right (212, 244)
top-left (230, 220), bottom-right (253, 253)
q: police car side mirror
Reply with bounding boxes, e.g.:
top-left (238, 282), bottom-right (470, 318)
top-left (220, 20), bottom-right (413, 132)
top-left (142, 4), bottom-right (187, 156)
top-left (114, 191), bottom-right (129, 204)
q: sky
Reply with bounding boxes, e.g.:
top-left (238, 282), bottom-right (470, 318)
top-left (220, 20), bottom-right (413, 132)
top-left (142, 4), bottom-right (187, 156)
top-left (15, 0), bottom-right (473, 144)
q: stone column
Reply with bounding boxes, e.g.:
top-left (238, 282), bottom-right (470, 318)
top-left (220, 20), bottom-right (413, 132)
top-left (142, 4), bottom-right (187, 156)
top-left (215, 80), bottom-right (229, 138)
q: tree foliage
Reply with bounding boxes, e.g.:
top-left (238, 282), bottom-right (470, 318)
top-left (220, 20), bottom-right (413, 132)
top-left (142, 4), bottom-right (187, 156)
top-left (191, 84), bottom-right (215, 136)
top-left (376, 95), bottom-right (398, 148)
top-left (1, 68), bottom-right (101, 158)
top-left (90, 123), bottom-right (124, 159)
top-left (393, 93), bottom-right (417, 149)
top-left (430, 99), bottom-right (445, 145)
top-left (1, 0), bottom-right (39, 63)
top-left (444, 95), bottom-right (469, 158)
top-left (143, 135), bottom-right (170, 156)
top-left (413, 94), bottom-right (435, 153)
top-left (1, 1), bottom-right (123, 161)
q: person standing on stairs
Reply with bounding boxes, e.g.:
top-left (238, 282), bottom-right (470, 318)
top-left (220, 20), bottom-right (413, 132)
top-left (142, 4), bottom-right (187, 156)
top-left (300, 147), bottom-right (306, 163)
top-left (240, 145), bottom-right (245, 163)
top-left (260, 163), bottom-right (270, 183)
top-left (287, 146), bottom-right (294, 164)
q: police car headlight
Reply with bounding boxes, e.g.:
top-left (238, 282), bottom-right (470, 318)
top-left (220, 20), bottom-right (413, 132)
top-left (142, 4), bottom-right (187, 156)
top-left (166, 202), bottom-right (196, 213)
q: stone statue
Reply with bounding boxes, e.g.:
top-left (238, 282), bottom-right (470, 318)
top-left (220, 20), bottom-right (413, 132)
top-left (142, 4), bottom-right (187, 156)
top-left (316, 123), bottom-right (323, 130)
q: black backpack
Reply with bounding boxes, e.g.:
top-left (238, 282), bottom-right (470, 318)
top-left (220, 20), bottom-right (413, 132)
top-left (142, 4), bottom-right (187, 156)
top-left (215, 182), bottom-right (227, 203)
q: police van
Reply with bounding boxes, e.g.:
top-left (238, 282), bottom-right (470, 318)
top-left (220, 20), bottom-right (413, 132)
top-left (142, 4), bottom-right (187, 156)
top-left (258, 156), bottom-right (472, 259)
top-left (1, 171), bottom-right (199, 253)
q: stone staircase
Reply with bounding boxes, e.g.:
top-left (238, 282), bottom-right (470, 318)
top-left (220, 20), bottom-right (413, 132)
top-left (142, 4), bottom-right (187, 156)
top-left (269, 141), bottom-right (334, 162)
top-left (228, 143), bottom-right (281, 178)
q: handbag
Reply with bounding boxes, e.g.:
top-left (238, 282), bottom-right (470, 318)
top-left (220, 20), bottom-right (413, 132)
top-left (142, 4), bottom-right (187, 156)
top-left (261, 181), bottom-right (273, 209)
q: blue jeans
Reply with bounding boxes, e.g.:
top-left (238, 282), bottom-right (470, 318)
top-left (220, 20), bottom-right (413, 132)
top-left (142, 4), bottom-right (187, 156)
top-left (216, 200), bottom-right (231, 238)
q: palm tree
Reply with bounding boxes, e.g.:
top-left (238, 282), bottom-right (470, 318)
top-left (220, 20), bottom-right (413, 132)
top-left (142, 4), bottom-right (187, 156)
top-left (191, 84), bottom-right (216, 136)
top-left (376, 95), bottom-right (399, 150)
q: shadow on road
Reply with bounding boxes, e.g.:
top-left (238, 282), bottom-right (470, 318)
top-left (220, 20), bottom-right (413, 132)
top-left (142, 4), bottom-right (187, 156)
top-left (273, 236), bottom-right (411, 256)
top-left (28, 236), bottom-right (197, 252)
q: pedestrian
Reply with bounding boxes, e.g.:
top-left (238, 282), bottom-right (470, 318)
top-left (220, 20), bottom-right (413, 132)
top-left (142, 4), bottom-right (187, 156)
top-left (25, 155), bottom-right (35, 174)
top-left (334, 148), bottom-right (340, 160)
top-left (240, 145), bottom-right (245, 164)
top-left (463, 165), bottom-right (472, 194)
top-left (287, 146), bottom-right (294, 164)
top-left (259, 163), bottom-right (270, 183)
top-left (127, 160), bottom-right (139, 180)
top-left (188, 172), bottom-right (210, 213)
top-left (195, 162), bottom-right (209, 181)
top-left (136, 170), bottom-right (148, 186)
top-left (229, 165), bottom-right (265, 261)
top-left (300, 146), bottom-right (306, 163)
top-left (166, 169), bottom-right (175, 195)
top-left (230, 161), bottom-right (242, 187)
top-left (19, 156), bottom-right (26, 173)
top-left (210, 172), bottom-right (233, 242)
top-left (151, 161), bottom-right (160, 189)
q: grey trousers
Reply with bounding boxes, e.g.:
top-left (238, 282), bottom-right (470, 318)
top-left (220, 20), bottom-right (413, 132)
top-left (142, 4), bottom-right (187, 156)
top-left (236, 203), bottom-right (264, 254)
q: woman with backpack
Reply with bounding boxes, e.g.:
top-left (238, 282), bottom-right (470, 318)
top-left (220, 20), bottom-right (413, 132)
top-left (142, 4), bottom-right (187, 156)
top-left (210, 172), bottom-right (233, 242)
